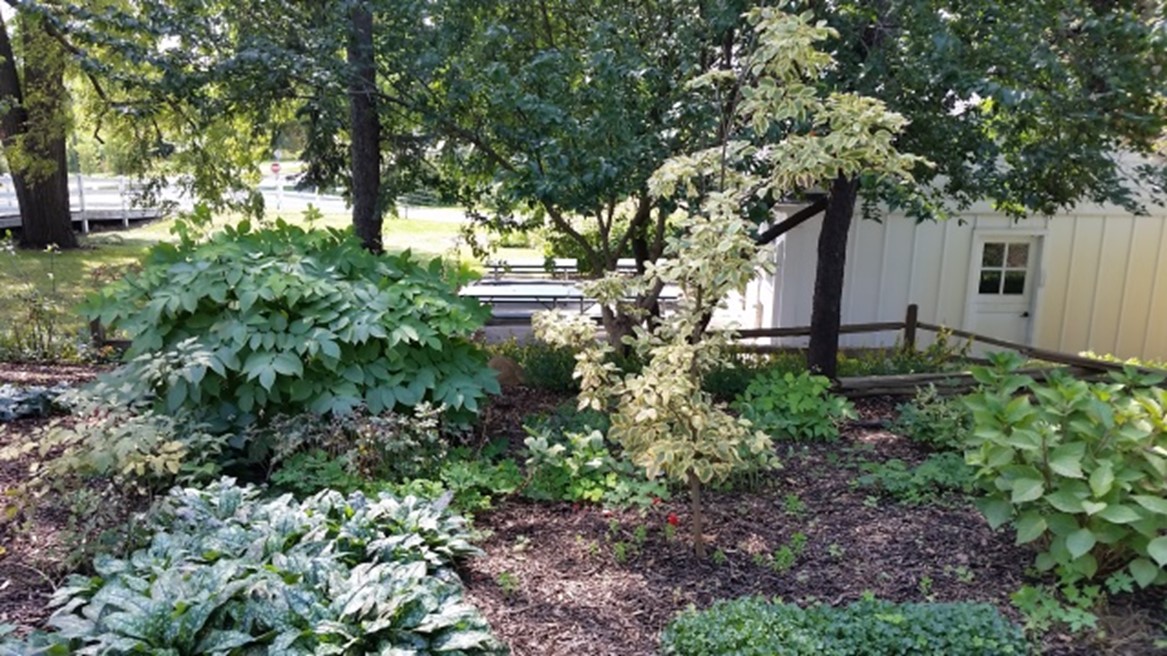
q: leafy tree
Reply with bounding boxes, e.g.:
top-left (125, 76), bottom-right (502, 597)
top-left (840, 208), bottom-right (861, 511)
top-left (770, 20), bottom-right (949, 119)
top-left (536, 8), bottom-right (917, 557)
top-left (790, 0), bottom-right (1167, 376)
top-left (0, 6), bottom-right (76, 249)
top-left (400, 0), bottom-right (746, 343)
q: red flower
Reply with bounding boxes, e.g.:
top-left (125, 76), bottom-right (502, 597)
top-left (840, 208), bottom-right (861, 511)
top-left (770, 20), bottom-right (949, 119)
top-left (652, 497), bottom-right (662, 505)
top-left (667, 513), bottom-right (680, 526)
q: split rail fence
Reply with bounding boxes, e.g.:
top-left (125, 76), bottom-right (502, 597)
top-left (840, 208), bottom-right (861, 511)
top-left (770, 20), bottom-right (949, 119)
top-left (732, 303), bottom-right (1163, 397)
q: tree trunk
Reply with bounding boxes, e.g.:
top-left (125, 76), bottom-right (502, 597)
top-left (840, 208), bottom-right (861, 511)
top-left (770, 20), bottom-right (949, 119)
top-left (347, 1), bottom-right (381, 252)
top-left (688, 471), bottom-right (705, 559)
top-left (0, 12), bottom-right (76, 250)
top-left (806, 175), bottom-right (860, 378)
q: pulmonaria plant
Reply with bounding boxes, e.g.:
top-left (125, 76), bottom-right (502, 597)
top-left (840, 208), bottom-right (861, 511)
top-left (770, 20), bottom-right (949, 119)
top-left (535, 7), bottom-right (922, 559)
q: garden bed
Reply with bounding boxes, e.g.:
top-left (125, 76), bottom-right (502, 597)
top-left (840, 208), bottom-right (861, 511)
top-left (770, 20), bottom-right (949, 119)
top-left (462, 399), bottom-right (1167, 656)
top-left (2, 368), bottom-right (1165, 654)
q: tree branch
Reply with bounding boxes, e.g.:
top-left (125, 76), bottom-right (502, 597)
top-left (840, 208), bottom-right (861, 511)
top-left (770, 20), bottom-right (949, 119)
top-left (753, 196), bottom-right (828, 245)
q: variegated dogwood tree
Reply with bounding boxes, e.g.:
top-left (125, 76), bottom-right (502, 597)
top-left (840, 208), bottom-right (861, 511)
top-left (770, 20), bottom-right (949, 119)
top-left (536, 7), bottom-right (924, 558)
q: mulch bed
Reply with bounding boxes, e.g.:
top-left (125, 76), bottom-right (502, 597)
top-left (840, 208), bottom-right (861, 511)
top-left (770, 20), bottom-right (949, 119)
top-left (462, 397), bottom-right (1167, 656)
top-left (0, 370), bottom-right (1164, 654)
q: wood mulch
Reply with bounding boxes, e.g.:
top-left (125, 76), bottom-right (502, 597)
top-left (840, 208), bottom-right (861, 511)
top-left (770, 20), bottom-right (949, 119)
top-left (1, 369), bottom-right (1164, 654)
top-left (462, 397), bottom-right (1167, 656)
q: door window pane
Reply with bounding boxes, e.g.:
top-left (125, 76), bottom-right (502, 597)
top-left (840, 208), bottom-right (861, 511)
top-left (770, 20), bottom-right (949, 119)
top-left (1006, 243), bottom-right (1029, 267)
top-left (1003, 270), bottom-right (1026, 295)
top-left (982, 243), bottom-right (1005, 267)
top-left (979, 270), bottom-right (1002, 294)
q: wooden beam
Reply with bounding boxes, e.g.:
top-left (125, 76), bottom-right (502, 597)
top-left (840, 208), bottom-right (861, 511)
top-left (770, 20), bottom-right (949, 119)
top-left (753, 196), bottom-right (828, 246)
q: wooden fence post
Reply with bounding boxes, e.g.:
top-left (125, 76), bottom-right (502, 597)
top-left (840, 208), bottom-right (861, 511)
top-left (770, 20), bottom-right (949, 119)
top-left (903, 304), bottom-right (918, 352)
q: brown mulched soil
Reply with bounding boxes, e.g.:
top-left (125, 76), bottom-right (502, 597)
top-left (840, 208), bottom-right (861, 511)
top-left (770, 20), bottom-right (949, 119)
top-left (0, 362), bottom-right (111, 632)
top-left (462, 396), bottom-right (1167, 656)
top-left (0, 371), bottom-right (1165, 654)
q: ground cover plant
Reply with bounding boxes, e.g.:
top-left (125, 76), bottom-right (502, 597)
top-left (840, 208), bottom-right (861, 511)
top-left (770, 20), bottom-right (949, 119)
top-left (734, 370), bottom-right (856, 442)
top-left (660, 596), bottom-right (1028, 656)
top-left (83, 219), bottom-right (499, 422)
top-left (2, 479), bottom-right (504, 655)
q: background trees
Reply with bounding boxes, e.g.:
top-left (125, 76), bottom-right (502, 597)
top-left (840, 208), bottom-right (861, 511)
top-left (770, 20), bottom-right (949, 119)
top-left (794, 0), bottom-right (1167, 375)
top-left (23, 0), bottom-right (1167, 371)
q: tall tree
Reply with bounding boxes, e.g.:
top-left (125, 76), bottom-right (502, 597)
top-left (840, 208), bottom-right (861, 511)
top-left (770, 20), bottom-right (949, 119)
top-left (348, 1), bottom-right (382, 251)
top-left (794, 0), bottom-right (1167, 376)
top-left (0, 8), bottom-right (76, 249)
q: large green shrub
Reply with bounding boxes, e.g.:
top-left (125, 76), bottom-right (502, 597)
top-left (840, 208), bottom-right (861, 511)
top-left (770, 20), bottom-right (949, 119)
top-left (660, 597), bottom-right (1028, 655)
top-left (733, 371), bottom-right (856, 441)
top-left (83, 221), bottom-right (498, 421)
top-left (5, 479), bottom-right (505, 655)
top-left (964, 353), bottom-right (1167, 587)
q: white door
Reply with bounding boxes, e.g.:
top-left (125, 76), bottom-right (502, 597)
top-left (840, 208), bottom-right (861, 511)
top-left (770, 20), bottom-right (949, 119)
top-left (968, 236), bottom-right (1040, 345)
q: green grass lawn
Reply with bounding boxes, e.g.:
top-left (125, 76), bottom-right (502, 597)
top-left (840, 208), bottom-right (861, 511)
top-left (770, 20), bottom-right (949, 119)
top-left (0, 209), bottom-right (542, 338)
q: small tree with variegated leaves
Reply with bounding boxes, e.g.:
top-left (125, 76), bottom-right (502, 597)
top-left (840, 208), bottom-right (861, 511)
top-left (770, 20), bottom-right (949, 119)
top-left (535, 7), bottom-right (924, 558)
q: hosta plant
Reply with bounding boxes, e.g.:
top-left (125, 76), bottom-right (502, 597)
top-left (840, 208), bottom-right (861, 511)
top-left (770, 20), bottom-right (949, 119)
top-left (82, 220), bottom-right (498, 423)
top-left (964, 352), bottom-right (1167, 587)
top-left (536, 7), bottom-right (919, 558)
top-left (3, 479), bottom-right (504, 655)
top-left (734, 370), bottom-right (855, 441)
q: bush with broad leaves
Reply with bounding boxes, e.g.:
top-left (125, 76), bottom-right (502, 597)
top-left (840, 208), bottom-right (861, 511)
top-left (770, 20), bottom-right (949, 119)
top-left (83, 220), bottom-right (498, 424)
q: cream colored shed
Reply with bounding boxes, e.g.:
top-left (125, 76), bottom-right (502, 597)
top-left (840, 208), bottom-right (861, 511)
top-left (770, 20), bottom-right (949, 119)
top-left (756, 201), bottom-right (1167, 361)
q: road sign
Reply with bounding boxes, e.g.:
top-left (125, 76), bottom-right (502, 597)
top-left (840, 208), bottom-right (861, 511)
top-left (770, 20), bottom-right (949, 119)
top-left (271, 162), bottom-right (281, 175)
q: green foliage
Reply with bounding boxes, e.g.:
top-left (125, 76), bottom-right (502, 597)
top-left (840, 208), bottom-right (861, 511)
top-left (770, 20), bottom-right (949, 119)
top-left (855, 453), bottom-right (978, 506)
top-left (522, 427), bottom-right (669, 508)
top-left (523, 401), bottom-right (612, 438)
top-left (435, 457), bottom-right (525, 514)
top-left (1080, 351), bottom-right (1167, 372)
top-left (0, 404), bottom-right (222, 499)
top-left (4, 479), bottom-right (504, 655)
top-left (83, 220), bottom-right (498, 422)
top-left (890, 385), bottom-right (973, 451)
top-left (964, 352), bottom-right (1167, 587)
top-left (268, 449), bottom-right (366, 497)
top-left (487, 338), bottom-right (579, 393)
top-left (0, 237), bottom-right (85, 363)
top-left (660, 597), bottom-right (1028, 656)
top-left (734, 371), bottom-right (856, 442)
top-left (1010, 583), bottom-right (1100, 635)
top-left (259, 403), bottom-right (448, 482)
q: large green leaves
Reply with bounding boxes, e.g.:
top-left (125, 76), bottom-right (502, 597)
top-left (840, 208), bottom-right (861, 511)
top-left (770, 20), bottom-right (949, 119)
top-left (964, 353), bottom-right (1167, 588)
top-left (83, 222), bottom-right (498, 422)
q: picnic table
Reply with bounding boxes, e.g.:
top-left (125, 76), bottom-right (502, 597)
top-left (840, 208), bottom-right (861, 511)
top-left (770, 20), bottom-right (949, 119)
top-left (460, 278), bottom-right (682, 325)
top-left (485, 257), bottom-right (641, 279)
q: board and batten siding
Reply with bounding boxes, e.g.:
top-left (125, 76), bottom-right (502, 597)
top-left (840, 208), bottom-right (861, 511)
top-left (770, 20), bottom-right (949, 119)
top-left (766, 206), bottom-right (1167, 361)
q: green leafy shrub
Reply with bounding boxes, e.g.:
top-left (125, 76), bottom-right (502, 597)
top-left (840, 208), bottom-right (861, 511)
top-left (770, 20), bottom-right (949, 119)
top-left (83, 220), bottom-right (498, 422)
top-left (734, 371), bottom-right (856, 441)
top-left (660, 597), bottom-right (1027, 655)
top-left (259, 402), bottom-right (448, 482)
top-left (964, 352), bottom-right (1167, 587)
top-left (522, 427), bottom-right (669, 507)
top-left (855, 453), bottom-right (977, 506)
top-left (0, 403), bottom-right (222, 499)
top-left (523, 400), bottom-right (611, 437)
top-left (703, 352), bottom-right (806, 402)
top-left (6, 479), bottom-right (504, 655)
top-left (488, 338), bottom-right (579, 392)
top-left (889, 385), bottom-right (973, 451)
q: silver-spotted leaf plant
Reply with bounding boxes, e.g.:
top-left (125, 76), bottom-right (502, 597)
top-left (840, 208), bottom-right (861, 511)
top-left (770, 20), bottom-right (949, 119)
top-left (535, 6), bottom-right (924, 557)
